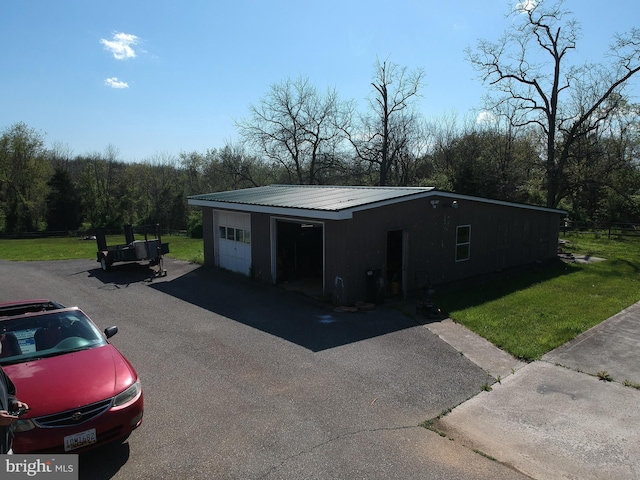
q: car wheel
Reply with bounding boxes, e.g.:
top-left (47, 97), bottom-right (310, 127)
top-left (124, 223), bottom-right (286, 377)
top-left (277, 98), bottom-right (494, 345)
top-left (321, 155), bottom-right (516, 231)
top-left (100, 256), bottom-right (110, 272)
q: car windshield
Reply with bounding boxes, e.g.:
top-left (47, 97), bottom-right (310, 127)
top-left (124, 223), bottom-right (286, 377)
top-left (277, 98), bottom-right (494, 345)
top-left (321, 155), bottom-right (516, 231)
top-left (0, 308), bottom-right (108, 365)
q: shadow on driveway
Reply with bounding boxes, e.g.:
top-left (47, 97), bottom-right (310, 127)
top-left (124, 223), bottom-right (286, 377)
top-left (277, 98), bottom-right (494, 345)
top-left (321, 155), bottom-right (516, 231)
top-left (79, 441), bottom-right (130, 480)
top-left (88, 262), bottom-right (164, 286)
top-left (146, 264), bottom-right (418, 352)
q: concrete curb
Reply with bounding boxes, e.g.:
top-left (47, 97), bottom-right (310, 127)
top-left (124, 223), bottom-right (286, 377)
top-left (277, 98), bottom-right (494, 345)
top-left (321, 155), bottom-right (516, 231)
top-left (426, 318), bottom-right (527, 380)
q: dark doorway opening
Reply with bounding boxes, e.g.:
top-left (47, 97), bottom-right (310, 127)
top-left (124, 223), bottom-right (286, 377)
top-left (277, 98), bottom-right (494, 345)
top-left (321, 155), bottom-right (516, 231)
top-left (276, 220), bottom-right (323, 294)
top-left (386, 230), bottom-right (404, 297)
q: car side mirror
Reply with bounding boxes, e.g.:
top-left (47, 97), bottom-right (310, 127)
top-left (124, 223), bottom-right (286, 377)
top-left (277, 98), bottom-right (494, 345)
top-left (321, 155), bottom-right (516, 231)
top-left (104, 326), bottom-right (118, 339)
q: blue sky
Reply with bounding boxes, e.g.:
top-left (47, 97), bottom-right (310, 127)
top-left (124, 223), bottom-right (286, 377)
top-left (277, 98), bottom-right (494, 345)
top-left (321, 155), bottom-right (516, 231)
top-left (1, 1), bottom-right (638, 162)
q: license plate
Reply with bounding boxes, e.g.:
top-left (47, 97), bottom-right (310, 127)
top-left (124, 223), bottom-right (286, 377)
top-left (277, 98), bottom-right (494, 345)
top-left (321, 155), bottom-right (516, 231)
top-left (64, 428), bottom-right (97, 452)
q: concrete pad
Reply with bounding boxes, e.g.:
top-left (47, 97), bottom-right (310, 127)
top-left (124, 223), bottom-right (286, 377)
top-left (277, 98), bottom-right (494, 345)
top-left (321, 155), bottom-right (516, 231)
top-left (426, 319), bottom-right (527, 380)
top-left (433, 362), bottom-right (640, 480)
top-left (543, 302), bottom-right (640, 385)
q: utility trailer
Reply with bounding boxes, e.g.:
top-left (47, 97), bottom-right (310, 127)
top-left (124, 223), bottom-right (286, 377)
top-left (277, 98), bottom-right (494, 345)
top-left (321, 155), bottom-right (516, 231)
top-left (95, 224), bottom-right (169, 275)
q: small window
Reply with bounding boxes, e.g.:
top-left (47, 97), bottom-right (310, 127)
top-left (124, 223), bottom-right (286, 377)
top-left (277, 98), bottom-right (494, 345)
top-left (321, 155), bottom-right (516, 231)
top-left (456, 225), bottom-right (471, 262)
top-left (219, 225), bottom-right (250, 244)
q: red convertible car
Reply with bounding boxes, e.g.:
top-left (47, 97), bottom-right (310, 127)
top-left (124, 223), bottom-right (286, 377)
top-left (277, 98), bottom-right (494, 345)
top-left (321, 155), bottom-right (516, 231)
top-left (0, 300), bottom-right (143, 453)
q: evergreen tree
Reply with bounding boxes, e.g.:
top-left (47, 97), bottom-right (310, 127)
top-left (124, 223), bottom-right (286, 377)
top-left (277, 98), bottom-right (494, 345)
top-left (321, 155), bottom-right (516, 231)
top-left (46, 167), bottom-right (81, 231)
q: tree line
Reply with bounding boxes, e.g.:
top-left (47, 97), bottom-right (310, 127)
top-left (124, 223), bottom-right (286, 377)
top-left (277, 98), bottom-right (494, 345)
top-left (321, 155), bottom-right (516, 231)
top-left (1, 0), bottom-right (639, 236)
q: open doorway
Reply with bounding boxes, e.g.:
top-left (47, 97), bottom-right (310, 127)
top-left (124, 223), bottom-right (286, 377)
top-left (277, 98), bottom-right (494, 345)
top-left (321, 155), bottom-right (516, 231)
top-left (276, 220), bottom-right (324, 295)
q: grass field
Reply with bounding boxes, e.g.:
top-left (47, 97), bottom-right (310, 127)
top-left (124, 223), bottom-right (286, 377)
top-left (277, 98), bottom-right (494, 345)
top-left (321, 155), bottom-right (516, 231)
top-left (0, 234), bottom-right (204, 264)
top-left (1, 232), bottom-right (638, 361)
top-left (433, 233), bottom-right (640, 360)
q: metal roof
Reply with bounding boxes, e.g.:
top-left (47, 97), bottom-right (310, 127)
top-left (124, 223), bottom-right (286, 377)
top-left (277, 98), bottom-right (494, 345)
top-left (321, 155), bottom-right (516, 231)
top-left (187, 184), bottom-right (566, 220)
top-left (188, 185), bottom-right (437, 220)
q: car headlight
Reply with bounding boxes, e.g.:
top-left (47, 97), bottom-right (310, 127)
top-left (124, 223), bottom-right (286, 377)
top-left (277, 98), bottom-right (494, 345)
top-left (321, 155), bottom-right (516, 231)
top-left (12, 419), bottom-right (35, 433)
top-left (113, 380), bottom-right (141, 407)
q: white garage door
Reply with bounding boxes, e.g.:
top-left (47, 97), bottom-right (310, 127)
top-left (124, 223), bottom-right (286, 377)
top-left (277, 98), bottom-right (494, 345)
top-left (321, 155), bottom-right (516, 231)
top-left (215, 211), bottom-right (251, 276)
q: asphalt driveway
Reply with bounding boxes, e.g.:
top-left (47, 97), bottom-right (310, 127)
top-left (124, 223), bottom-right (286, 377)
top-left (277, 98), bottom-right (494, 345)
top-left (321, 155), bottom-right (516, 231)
top-left (0, 258), bottom-right (528, 480)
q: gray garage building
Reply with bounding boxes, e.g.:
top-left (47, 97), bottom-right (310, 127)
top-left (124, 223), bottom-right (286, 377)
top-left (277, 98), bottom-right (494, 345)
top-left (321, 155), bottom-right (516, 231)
top-left (187, 185), bottom-right (566, 305)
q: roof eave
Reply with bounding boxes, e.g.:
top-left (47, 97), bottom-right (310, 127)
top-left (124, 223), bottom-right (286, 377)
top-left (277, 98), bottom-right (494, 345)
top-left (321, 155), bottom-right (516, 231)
top-left (187, 199), bottom-right (353, 220)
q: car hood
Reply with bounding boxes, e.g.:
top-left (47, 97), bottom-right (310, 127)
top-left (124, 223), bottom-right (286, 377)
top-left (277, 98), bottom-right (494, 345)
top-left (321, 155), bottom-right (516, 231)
top-left (4, 345), bottom-right (138, 417)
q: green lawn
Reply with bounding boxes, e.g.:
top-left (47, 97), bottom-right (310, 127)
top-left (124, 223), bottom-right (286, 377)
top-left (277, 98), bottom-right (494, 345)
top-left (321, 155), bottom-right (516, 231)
top-left (433, 233), bottom-right (640, 361)
top-left (0, 234), bottom-right (204, 264)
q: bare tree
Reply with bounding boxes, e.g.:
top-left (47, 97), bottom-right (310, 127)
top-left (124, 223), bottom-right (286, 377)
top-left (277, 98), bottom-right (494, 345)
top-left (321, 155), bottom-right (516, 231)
top-left (179, 150), bottom-right (209, 196)
top-left (237, 77), bottom-right (348, 185)
top-left (214, 142), bottom-right (267, 189)
top-left (78, 145), bottom-right (125, 228)
top-left (427, 112), bottom-right (462, 190)
top-left (47, 141), bottom-right (75, 170)
top-left (346, 58), bottom-right (424, 185)
top-left (467, 0), bottom-right (640, 207)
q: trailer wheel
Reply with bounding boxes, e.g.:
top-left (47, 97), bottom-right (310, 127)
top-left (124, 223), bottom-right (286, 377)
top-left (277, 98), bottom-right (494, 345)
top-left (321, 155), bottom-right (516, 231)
top-left (100, 256), bottom-right (110, 272)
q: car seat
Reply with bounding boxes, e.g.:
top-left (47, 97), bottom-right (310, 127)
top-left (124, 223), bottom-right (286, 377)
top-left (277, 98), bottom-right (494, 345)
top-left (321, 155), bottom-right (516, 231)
top-left (34, 325), bottom-right (66, 350)
top-left (0, 332), bottom-right (22, 358)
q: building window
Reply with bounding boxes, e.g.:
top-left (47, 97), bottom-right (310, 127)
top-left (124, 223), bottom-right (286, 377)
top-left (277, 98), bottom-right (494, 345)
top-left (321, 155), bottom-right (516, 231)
top-left (219, 225), bottom-right (251, 244)
top-left (456, 225), bottom-right (471, 262)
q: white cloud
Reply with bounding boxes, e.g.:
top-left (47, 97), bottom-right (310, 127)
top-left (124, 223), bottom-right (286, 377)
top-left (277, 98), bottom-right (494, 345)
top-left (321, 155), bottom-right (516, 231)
top-left (476, 111), bottom-right (496, 124)
top-left (104, 77), bottom-right (129, 89)
top-left (451, 22), bottom-right (467, 32)
top-left (100, 32), bottom-right (139, 60)
top-left (516, 0), bottom-right (536, 13)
